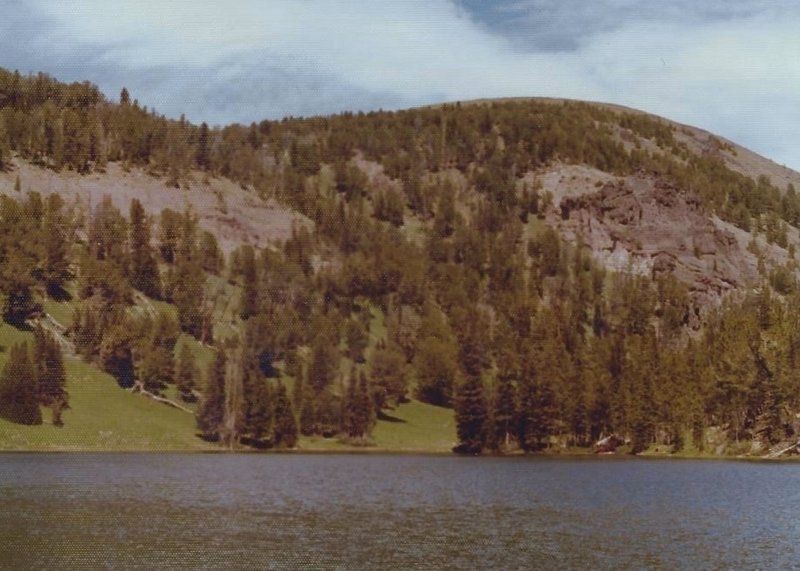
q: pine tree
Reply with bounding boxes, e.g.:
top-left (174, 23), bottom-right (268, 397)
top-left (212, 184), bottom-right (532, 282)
top-left (491, 373), bottom-right (517, 451)
top-left (129, 198), bottom-right (161, 298)
top-left (345, 318), bottom-right (368, 363)
top-left (241, 366), bottom-right (272, 444)
top-left (517, 377), bottom-right (556, 452)
top-left (175, 343), bottom-right (198, 402)
top-left (355, 370), bottom-right (375, 438)
top-left (369, 340), bottom-right (408, 410)
top-left (414, 300), bottom-right (459, 406)
top-left (308, 332), bottom-right (339, 393)
top-left (41, 194), bottom-right (71, 297)
top-left (299, 383), bottom-right (316, 436)
top-left (0, 342), bottom-right (42, 425)
top-left (453, 374), bottom-right (488, 454)
top-left (196, 122), bottom-right (210, 170)
top-left (33, 326), bottom-right (69, 426)
top-left (342, 368), bottom-right (373, 439)
top-left (1, 249), bottom-right (38, 327)
top-left (197, 349), bottom-right (226, 441)
top-left (273, 381), bottom-right (298, 448)
top-left (239, 245), bottom-right (258, 320)
top-left (137, 344), bottom-right (174, 394)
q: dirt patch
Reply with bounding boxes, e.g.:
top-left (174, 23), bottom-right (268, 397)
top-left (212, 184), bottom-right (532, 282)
top-left (0, 159), bottom-right (310, 253)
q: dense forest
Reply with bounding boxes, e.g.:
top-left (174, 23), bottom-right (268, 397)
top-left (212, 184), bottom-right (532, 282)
top-left (2, 67), bottom-right (800, 455)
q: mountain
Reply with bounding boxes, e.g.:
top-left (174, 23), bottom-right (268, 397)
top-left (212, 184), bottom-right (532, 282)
top-left (2, 68), bottom-right (800, 456)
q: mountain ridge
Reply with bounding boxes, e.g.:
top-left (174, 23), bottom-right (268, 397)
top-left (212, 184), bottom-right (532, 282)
top-left (2, 69), bottom-right (800, 455)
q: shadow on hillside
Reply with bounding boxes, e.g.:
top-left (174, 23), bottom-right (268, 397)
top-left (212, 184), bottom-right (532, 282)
top-left (47, 285), bottom-right (73, 302)
top-left (377, 411), bottom-right (406, 423)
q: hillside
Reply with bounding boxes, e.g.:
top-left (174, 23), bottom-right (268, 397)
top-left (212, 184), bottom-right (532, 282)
top-left (2, 68), bottom-right (800, 456)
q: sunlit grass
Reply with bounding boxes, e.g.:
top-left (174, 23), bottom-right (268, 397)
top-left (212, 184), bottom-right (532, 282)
top-left (0, 356), bottom-right (214, 451)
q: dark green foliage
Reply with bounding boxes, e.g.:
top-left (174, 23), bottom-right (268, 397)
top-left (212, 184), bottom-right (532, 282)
top-left (134, 311), bottom-right (179, 393)
top-left (1, 260), bottom-right (38, 326)
top-left (0, 194), bottom-right (42, 325)
top-left (0, 343), bottom-right (42, 425)
top-left (129, 198), bottom-right (161, 298)
top-left (41, 194), bottom-right (72, 297)
top-left (374, 188), bottom-right (405, 226)
top-left (314, 389), bottom-right (343, 437)
top-left (413, 302), bottom-right (458, 406)
top-left (6, 68), bottom-right (800, 455)
top-left (32, 326), bottom-right (69, 426)
top-left (241, 368), bottom-right (272, 444)
top-left (175, 343), bottom-right (198, 402)
top-left (491, 373), bottom-right (517, 452)
top-left (89, 196), bottom-right (128, 267)
top-left (517, 375), bottom-right (557, 452)
top-left (196, 122), bottom-right (210, 170)
top-left (344, 318), bottom-right (368, 363)
top-left (369, 340), bottom-right (408, 410)
top-left (197, 349), bottom-right (226, 440)
top-left (198, 231), bottom-right (223, 274)
top-left (453, 374), bottom-right (488, 454)
top-left (343, 369), bottom-right (374, 441)
top-left (272, 381), bottom-right (298, 448)
top-left (99, 318), bottom-right (137, 388)
top-left (308, 331), bottom-right (339, 394)
top-left (238, 245), bottom-right (259, 320)
top-left (158, 209), bottom-right (182, 264)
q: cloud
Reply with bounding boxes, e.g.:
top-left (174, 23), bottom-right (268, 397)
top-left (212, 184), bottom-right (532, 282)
top-left (2, 1), bottom-right (800, 170)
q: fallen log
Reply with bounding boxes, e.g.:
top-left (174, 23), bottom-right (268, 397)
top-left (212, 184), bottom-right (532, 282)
top-left (130, 382), bottom-right (194, 414)
top-left (766, 441), bottom-right (800, 459)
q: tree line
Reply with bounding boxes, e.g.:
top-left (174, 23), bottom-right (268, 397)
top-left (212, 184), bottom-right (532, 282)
top-left (3, 67), bottom-right (800, 454)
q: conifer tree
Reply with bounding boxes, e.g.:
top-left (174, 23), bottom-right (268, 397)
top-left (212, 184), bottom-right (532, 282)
top-left (355, 370), bottom-right (375, 437)
top-left (517, 376), bottom-right (556, 452)
top-left (342, 368), bottom-right (365, 438)
top-left (273, 381), bottom-right (298, 448)
top-left (241, 365), bottom-right (272, 444)
top-left (308, 332), bottom-right (339, 393)
top-left (129, 198), bottom-right (161, 298)
top-left (369, 339), bottom-right (408, 410)
top-left (453, 374), bottom-right (488, 454)
top-left (175, 342), bottom-right (198, 402)
top-left (41, 194), bottom-right (71, 297)
top-left (239, 245), bottom-right (259, 320)
top-left (197, 349), bottom-right (226, 440)
top-left (299, 382), bottom-right (316, 436)
top-left (32, 326), bottom-right (68, 426)
top-left (196, 122), bottom-right (210, 170)
top-left (1, 250), bottom-right (38, 326)
top-left (0, 342), bottom-right (42, 425)
top-left (491, 373), bottom-right (517, 451)
top-left (344, 318), bottom-right (368, 363)
top-left (413, 300), bottom-right (459, 406)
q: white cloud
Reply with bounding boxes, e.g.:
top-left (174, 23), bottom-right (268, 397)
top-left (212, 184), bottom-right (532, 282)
top-left (14, 1), bottom-right (800, 169)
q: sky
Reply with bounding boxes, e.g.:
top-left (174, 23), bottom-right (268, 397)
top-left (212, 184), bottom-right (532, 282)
top-left (2, 0), bottom-right (799, 170)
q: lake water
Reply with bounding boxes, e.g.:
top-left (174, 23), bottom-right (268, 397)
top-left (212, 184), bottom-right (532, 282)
top-left (1, 454), bottom-right (799, 569)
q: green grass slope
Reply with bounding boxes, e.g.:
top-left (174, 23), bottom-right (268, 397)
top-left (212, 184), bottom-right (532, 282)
top-left (2, 289), bottom-right (457, 452)
top-left (0, 323), bottom-right (214, 451)
top-left (301, 399), bottom-right (456, 453)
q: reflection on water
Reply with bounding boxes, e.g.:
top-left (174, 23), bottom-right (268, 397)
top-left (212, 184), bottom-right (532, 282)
top-left (1, 454), bottom-right (799, 569)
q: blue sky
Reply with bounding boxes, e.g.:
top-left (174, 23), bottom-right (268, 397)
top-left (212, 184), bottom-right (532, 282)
top-left (3, 1), bottom-right (799, 170)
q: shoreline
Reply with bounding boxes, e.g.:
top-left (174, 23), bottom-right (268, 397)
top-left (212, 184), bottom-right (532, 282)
top-left (1, 445), bottom-right (797, 461)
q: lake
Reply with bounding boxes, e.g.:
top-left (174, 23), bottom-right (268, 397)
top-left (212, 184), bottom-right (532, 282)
top-left (1, 454), bottom-right (799, 569)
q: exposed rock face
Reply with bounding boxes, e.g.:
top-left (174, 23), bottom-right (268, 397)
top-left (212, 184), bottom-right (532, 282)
top-left (553, 170), bottom-right (759, 319)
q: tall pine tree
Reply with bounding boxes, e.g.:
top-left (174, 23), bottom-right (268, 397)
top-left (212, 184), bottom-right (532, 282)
top-left (0, 342), bottom-right (42, 425)
top-left (129, 198), bottom-right (161, 298)
top-left (197, 349), bottom-right (226, 441)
